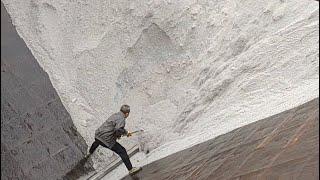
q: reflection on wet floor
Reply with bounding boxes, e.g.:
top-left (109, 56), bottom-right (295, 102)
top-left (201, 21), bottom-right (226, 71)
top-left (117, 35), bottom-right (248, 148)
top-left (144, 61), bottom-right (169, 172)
top-left (122, 98), bottom-right (319, 180)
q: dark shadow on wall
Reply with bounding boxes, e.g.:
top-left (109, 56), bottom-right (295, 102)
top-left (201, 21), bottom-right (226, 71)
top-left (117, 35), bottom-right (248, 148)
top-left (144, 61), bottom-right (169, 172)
top-left (1, 2), bottom-right (93, 179)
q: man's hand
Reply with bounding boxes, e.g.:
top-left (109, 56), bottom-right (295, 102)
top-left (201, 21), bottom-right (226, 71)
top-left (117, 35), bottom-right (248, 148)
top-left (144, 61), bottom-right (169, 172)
top-left (126, 131), bottom-right (133, 137)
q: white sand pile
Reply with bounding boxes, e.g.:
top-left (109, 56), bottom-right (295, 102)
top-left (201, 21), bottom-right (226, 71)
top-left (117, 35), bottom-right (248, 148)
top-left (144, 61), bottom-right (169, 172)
top-left (3, 0), bottom-right (319, 170)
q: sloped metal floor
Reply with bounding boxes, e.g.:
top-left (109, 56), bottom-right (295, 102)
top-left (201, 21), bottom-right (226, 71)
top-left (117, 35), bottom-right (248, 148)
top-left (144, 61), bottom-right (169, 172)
top-left (122, 98), bottom-right (319, 180)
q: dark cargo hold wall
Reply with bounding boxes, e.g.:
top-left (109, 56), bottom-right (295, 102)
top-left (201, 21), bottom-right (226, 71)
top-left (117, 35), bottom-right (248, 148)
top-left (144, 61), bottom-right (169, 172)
top-left (1, 2), bottom-right (93, 179)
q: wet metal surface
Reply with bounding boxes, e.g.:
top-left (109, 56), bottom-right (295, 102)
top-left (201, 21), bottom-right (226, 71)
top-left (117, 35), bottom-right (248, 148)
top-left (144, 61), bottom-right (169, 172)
top-left (122, 98), bottom-right (319, 180)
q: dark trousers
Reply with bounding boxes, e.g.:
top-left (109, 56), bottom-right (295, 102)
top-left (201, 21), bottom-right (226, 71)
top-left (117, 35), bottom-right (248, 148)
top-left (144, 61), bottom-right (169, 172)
top-left (89, 139), bottom-right (133, 170)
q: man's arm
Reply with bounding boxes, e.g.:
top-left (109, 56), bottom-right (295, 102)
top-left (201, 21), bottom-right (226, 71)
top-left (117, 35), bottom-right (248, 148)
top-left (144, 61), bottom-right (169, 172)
top-left (114, 119), bottom-right (128, 137)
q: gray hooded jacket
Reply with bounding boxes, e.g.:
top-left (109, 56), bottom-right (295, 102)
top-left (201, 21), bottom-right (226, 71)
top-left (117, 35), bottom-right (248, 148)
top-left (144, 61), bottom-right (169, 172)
top-left (95, 112), bottom-right (128, 148)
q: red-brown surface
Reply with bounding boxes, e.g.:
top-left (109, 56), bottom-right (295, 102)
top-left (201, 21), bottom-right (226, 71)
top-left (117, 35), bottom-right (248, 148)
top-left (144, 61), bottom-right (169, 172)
top-left (122, 98), bottom-right (319, 180)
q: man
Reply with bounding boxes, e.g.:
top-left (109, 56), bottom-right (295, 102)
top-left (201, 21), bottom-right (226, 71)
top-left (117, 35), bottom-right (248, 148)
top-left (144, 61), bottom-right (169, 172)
top-left (88, 104), bottom-right (142, 175)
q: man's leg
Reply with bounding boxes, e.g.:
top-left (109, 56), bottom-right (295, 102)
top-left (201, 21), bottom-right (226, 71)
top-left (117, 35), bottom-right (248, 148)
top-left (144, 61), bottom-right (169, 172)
top-left (110, 142), bottom-right (133, 171)
top-left (89, 139), bottom-right (101, 154)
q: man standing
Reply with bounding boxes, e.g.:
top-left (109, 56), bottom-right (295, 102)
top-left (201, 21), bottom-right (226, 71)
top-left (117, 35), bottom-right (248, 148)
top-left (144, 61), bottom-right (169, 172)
top-left (88, 104), bottom-right (141, 175)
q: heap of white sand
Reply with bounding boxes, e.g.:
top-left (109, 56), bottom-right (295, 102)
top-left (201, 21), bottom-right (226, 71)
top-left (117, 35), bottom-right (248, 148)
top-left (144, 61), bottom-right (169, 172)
top-left (3, 0), bottom-right (319, 171)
